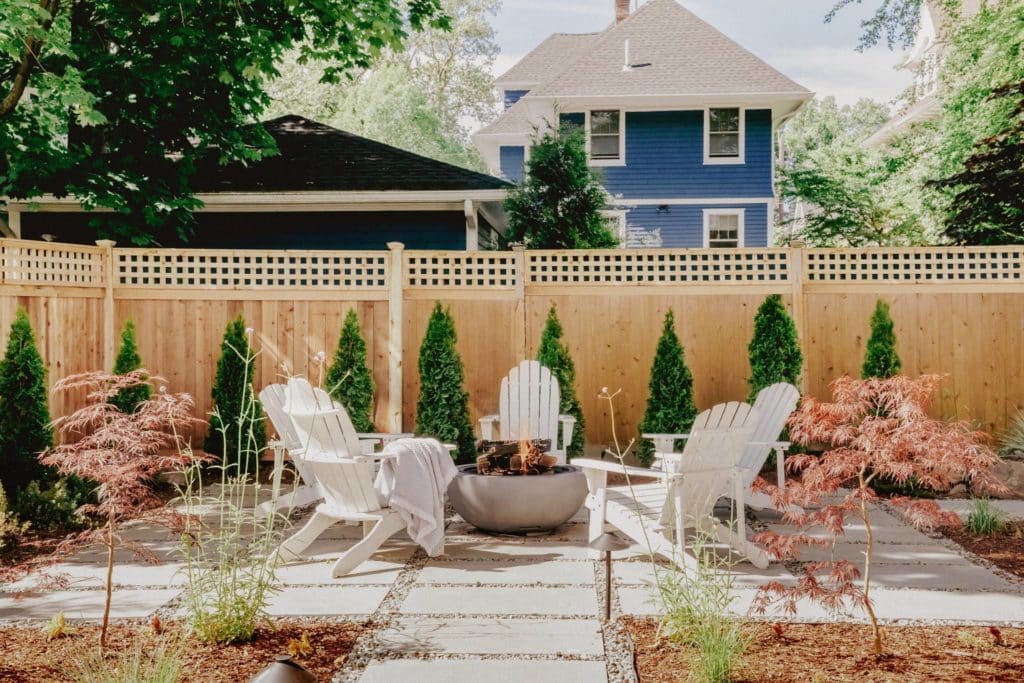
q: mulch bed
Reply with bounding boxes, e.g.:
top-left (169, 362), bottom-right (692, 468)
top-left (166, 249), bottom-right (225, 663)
top-left (940, 520), bottom-right (1024, 579)
top-left (625, 618), bottom-right (1024, 682)
top-left (0, 619), bottom-right (366, 682)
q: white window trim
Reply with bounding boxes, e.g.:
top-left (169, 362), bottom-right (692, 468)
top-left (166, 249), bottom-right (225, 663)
top-left (600, 210), bottom-right (627, 245)
top-left (702, 208), bottom-right (745, 248)
top-left (703, 107), bottom-right (745, 165)
top-left (585, 110), bottom-right (626, 167)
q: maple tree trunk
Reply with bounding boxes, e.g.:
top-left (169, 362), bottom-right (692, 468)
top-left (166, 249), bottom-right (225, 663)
top-left (100, 515), bottom-right (115, 649)
top-left (859, 471), bottom-right (883, 656)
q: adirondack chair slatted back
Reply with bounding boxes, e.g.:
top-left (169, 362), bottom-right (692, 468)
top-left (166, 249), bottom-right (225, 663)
top-left (259, 384), bottom-right (303, 452)
top-left (739, 383), bottom-right (800, 488)
top-left (498, 360), bottom-right (560, 443)
top-left (285, 378), bottom-right (364, 458)
top-left (665, 402), bottom-right (759, 527)
top-left (302, 454), bottom-right (382, 514)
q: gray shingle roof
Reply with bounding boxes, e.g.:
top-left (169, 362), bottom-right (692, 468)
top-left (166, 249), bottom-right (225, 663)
top-left (529, 0), bottom-right (810, 98)
top-left (495, 32), bottom-right (602, 86)
top-left (475, 99), bottom-right (533, 136)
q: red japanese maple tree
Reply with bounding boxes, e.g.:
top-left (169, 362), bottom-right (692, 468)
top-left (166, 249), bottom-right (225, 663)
top-left (41, 371), bottom-right (205, 648)
top-left (751, 375), bottom-right (1006, 655)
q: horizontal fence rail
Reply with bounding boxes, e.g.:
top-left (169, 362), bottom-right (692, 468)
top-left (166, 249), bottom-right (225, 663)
top-left (0, 239), bottom-right (105, 286)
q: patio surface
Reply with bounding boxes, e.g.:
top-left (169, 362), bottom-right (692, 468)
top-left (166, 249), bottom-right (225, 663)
top-left (3, 494), bottom-right (1024, 682)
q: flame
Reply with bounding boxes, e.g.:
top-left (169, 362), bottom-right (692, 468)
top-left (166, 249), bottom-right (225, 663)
top-left (518, 440), bottom-right (531, 475)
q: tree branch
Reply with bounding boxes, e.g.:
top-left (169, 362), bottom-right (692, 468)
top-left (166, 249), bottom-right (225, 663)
top-left (0, 0), bottom-right (61, 119)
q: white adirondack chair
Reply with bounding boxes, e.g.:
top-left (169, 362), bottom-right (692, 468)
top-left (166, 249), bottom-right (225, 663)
top-left (579, 402), bottom-right (769, 569)
top-left (644, 383), bottom-right (800, 510)
top-left (272, 378), bottom-right (406, 577)
top-left (258, 380), bottom-right (411, 514)
top-left (479, 360), bottom-right (577, 464)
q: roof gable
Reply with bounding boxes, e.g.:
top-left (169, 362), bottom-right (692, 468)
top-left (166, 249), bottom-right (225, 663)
top-left (528, 0), bottom-right (810, 98)
top-left (192, 115), bottom-right (509, 193)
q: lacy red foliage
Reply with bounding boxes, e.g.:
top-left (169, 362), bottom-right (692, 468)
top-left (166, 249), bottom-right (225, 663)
top-left (751, 375), bottom-right (1006, 654)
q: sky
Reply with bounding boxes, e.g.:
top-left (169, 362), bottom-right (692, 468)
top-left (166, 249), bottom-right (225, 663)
top-left (491, 0), bottom-right (917, 109)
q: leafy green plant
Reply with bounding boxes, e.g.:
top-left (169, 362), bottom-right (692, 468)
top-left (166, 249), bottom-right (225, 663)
top-left (110, 319), bottom-right (152, 413)
top-left (861, 299), bottom-right (901, 379)
top-left (998, 409), bottom-right (1024, 457)
top-left (537, 306), bottom-right (585, 457)
top-left (325, 309), bottom-right (375, 432)
top-left (0, 308), bottom-right (53, 497)
top-left (637, 310), bottom-right (697, 467)
top-left (66, 632), bottom-right (186, 683)
top-left (747, 294), bottom-right (802, 402)
top-left (965, 498), bottom-right (1005, 536)
top-left (415, 303), bottom-right (475, 461)
top-left (179, 352), bottom-right (286, 644)
top-left (204, 316), bottom-right (266, 472)
top-left (503, 125), bottom-right (618, 248)
top-left (0, 482), bottom-right (28, 552)
top-left (14, 478), bottom-right (86, 533)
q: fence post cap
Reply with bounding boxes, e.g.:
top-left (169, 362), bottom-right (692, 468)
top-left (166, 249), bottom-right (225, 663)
top-left (789, 240), bottom-right (806, 249)
top-left (95, 239), bottom-right (117, 248)
top-left (386, 241), bottom-right (405, 251)
top-left (510, 242), bottom-right (526, 252)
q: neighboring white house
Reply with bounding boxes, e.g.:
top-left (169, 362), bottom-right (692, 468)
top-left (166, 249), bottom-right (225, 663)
top-left (865, 0), bottom-right (985, 147)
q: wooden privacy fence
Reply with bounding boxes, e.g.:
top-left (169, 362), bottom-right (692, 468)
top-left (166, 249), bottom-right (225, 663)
top-left (2, 238), bottom-right (1023, 448)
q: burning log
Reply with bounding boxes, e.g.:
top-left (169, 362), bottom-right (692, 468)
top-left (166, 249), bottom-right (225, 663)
top-left (476, 439), bottom-right (557, 475)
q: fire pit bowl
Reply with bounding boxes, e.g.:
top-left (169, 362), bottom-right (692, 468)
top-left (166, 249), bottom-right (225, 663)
top-left (447, 463), bottom-right (588, 534)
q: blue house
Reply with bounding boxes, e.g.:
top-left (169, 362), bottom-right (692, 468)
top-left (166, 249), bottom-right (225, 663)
top-left (473, 0), bottom-right (812, 248)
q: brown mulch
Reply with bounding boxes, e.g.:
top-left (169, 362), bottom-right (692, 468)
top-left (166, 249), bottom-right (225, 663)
top-left (0, 620), bottom-right (366, 682)
top-left (625, 618), bottom-right (1024, 682)
top-left (941, 520), bottom-right (1024, 579)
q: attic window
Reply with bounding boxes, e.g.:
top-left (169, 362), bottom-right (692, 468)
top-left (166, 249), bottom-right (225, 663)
top-left (588, 110), bottom-right (624, 165)
top-left (705, 108), bottom-right (744, 164)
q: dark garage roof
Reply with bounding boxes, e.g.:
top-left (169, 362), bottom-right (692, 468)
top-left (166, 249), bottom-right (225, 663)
top-left (191, 115), bottom-right (509, 193)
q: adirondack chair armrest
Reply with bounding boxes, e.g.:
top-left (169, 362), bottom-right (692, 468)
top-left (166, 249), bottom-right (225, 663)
top-left (357, 432), bottom-right (414, 442)
top-left (640, 433), bottom-right (692, 439)
top-left (574, 458), bottom-right (671, 481)
top-left (747, 440), bottom-right (791, 450)
top-left (478, 415), bottom-right (499, 441)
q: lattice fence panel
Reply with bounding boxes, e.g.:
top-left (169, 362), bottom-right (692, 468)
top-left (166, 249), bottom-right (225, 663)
top-left (404, 252), bottom-right (519, 289)
top-left (805, 248), bottom-right (1024, 283)
top-left (115, 250), bottom-right (389, 290)
top-left (0, 240), bottom-right (105, 286)
top-left (527, 249), bottom-right (792, 285)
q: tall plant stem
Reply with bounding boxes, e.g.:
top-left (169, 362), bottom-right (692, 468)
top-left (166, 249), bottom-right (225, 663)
top-left (101, 515), bottom-right (115, 649)
top-left (858, 469), bottom-right (883, 656)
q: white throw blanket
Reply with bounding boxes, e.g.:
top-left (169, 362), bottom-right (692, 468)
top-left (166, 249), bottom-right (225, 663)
top-left (374, 438), bottom-right (457, 557)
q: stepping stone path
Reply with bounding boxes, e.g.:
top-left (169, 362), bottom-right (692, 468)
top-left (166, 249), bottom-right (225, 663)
top-left (3, 497), bottom-right (1024, 681)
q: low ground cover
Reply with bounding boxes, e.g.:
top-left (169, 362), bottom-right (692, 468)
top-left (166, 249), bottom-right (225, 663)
top-left (940, 519), bottom-right (1024, 580)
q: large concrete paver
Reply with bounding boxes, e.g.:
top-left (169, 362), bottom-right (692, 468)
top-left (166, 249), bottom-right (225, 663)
top-left (417, 559), bottom-right (594, 585)
top-left (0, 589), bottom-right (179, 620)
top-left (6, 561), bottom-right (186, 591)
top-left (359, 659), bottom-right (607, 683)
top-left (378, 617), bottom-right (604, 655)
top-left (265, 585), bottom-right (390, 616)
top-left (766, 523), bottom-right (933, 545)
top-left (610, 559), bottom-right (795, 588)
top-left (402, 586), bottom-right (598, 616)
top-left (937, 499), bottom-right (1024, 519)
top-left (798, 542), bottom-right (973, 565)
top-left (273, 558), bottom-right (404, 586)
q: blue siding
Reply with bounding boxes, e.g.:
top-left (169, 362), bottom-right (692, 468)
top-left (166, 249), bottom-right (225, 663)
top-left (504, 90), bottom-right (529, 110)
top-left (499, 146), bottom-right (526, 183)
top-left (593, 109), bottom-right (773, 199)
top-left (618, 203), bottom-right (769, 248)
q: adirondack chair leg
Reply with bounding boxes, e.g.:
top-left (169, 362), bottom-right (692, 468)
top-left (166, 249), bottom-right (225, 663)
top-left (732, 474), bottom-right (770, 569)
top-left (583, 469), bottom-right (607, 558)
top-left (775, 447), bottom-right (786, 492)
top-left (275, 509), bottom-right (339, 563)
top-left (332, 512), bottom-right (406, 578)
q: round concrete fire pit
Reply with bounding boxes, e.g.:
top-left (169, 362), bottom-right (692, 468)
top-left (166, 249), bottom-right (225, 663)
top-left (447, 464), bottom-right (588, 534)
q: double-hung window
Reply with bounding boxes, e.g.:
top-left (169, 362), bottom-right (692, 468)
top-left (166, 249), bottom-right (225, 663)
top-left (703, 209), bottom-right (744, 248)
top-left (705, 107), bottom-right (743, 163)
top-left (588, 110), bottom-right (623, 164)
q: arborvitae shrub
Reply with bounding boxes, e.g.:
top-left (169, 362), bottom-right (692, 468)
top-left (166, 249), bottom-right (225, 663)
top-left (325, 309), bottom-right (376, 432)
top-left (862, 300), bottom-right (901, 379)
top-left (415, 304), bottom-right (475, 462)
top-left (204, 315), bottom-right (266, 472)
top-left (110, 319), bottom-right (152, 413)
top-left (537, 306), bottom-right (585, 457)
top-left (747, 294), bottom-right (803, 402)
top-left (637, 310), bottom-right (698, 467)
top-left (0, 309), bottom-right (53, 497)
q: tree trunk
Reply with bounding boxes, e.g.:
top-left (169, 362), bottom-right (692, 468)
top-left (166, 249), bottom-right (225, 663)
top-left (859, 471), bottom-right (883, 656)
top-left (100, 515), bottom-right (115, 649)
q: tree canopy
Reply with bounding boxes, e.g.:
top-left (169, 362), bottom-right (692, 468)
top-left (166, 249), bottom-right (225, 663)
top-left (0, 0), bottom-right (447, 244)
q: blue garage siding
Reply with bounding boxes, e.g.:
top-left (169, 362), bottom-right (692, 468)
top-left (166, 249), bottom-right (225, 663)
top-left (618, 203), bottom-right (769, 248)
top-left (583, 110), bottom-right (773, 199)
top-left (499, 146), bottom-right (526, 182)
top-left (503, 90), bottom-right (529, 109)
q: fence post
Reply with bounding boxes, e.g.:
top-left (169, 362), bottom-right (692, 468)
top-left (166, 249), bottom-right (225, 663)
top-left (96, 239), bottom-right (117, 370)
top-left (512, 244), bottom-right (528, 360)
top-left (789, 241), bottom-right (808, 394)
top-left (386, 242), bottom-right (405, 432)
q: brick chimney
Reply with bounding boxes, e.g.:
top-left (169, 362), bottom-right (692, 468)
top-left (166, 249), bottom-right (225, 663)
top-left (615, 0), bottom-right (630, 24)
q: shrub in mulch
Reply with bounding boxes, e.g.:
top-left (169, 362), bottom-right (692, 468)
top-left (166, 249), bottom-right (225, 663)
top-left (941, 519), bottom-right (1024, 580)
